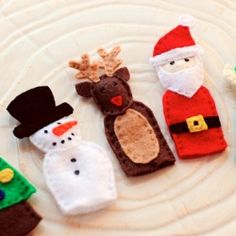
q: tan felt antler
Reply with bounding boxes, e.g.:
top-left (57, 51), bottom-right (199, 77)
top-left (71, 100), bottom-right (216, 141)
top-left (97, 46), bottom-right (122, 77)
top-left (69, 54), bottom-right (100, 83)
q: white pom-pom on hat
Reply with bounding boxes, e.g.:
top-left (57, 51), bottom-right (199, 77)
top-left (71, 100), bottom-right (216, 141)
top-left (178, 14), bottom-right (196, 28)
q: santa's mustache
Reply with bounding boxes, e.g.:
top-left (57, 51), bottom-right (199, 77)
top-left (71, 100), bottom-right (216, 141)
top-left (156, 60), bottom-right (204, 98)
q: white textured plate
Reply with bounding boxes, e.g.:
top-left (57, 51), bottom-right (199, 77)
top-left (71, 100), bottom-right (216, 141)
top-left (1, 0), bottom-right (236, 235)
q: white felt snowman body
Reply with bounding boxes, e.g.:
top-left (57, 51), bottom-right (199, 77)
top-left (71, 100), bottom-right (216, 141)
top-left (29, 116), bottom-right (117, 215)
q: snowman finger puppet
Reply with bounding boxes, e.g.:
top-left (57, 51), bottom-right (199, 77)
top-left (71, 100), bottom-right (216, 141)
top-left (7, 86), bottom-right (117, 215)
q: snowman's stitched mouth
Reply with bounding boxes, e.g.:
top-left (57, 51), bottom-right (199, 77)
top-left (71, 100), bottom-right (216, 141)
top-left (51, 133), bottom-right (76, 147)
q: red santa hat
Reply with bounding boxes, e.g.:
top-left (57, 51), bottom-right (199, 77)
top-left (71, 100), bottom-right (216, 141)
top-left (150, 15), bottom-right (203, 66)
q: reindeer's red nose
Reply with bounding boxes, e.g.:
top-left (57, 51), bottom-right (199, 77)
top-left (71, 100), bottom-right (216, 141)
top-left (53, 121), bottom-right (78, 136)
top-left (110, 95), bottom-right (123, 107)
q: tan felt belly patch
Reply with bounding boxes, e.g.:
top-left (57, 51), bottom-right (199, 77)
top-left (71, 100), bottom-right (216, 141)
top-left (114, 109), bottom-right (159, 164)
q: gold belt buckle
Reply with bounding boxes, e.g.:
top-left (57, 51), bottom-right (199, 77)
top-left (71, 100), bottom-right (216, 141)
top-left (186, 115), bottom-right (208, 133)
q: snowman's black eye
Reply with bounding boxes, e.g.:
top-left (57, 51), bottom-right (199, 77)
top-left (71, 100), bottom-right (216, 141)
top-left (52, 142), bottom-right (57, 146)
top-left (44, 130), bottom-right (48, 134)
top-left (74, 170), bottom-right (80, 175)
top-left (61, 140), bottom-right (65, 144)
top-left (57, 122), bottom-right (61, 125)
top-left (170, 61), bottom-right (175, 65)
top-left (71, 133), bottom-right (75, 136)
top-left (184, 58), bottom-right (189, 62)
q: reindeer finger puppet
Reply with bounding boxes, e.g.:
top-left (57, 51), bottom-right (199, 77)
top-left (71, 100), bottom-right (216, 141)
top-left (7, 86), bottom-right (117, 215)
top-left (69, 46), bottom-right (175, 176)
top-left (150, 15), bottom-right (227, 159)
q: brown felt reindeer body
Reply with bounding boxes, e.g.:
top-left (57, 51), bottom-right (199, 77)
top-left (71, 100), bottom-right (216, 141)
top-left (69, 46), bottom-right (175, 176)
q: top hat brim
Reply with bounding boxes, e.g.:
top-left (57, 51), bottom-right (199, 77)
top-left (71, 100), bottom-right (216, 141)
top-left (13, 103), bottom-right (73, 139)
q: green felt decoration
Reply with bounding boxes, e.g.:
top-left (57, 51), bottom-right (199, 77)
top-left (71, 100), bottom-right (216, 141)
top-left (0, 158), bottom-right (36, 210)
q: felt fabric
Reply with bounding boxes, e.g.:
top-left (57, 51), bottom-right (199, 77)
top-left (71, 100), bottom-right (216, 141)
top-left (0, 168), bottom-right (14, 183)
top-left (150, 45), bottom-right (203, 66)
top-left (114, 108), bottom-right (159, 164)
top-left (29, 116), bottom-right (82, 153)
top-left (152, 25), bottom-right (195, 57)
top-left (150, 15), bottom-right (203, 66)
top-left (43, 142), bottom-right (117, 215)
top-left (0, 201), bottom-right (41, 236)
top-left (29, 115), bottom-right (117, 215)
top-left (105, 101), bottom-right (175, 176)
top-left (0, 158), bottom-right (36, 210)
top-left (223, 64), bottom-right (236, 84)
top-left (163, 86), bottom-right (227, 158)
top-left (169, 116), bottom-right (221, 134)
top-left (7, 86), bottom-right (73, 138)
top-left (72, 60), bottom-right (175, 176)
top-left (69, 54), bottom-right (100, 83)
top-left (91, 72), bottom-right (133, 116)
top-left (97, 46), bottom-right (122, 77)
top-left (8, 86), bottom-right (117, 215)
top-left (155, 56), bottom-right (204, 97)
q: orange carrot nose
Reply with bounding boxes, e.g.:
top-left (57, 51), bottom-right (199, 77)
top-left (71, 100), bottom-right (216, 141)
top-left (53, 121), bottom-right (78, 136)
top-left (110, 95), bottom-right (123, 107)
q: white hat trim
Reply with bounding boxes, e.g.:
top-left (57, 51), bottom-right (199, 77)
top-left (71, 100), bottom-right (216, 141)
top-left (149, 45), bottom-right (204, 66)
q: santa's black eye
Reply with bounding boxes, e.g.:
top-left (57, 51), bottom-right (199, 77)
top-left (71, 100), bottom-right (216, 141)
top-left (57, 122), bottom-right (61, 125)
top-left (184, 58), bottom-right (190, 62)
top-left (44, 130), bottom-right (48, 134)
top-left (170, 61), bottom-right (175, 65)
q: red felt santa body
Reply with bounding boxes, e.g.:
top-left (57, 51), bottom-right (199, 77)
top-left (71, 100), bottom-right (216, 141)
top-left (150, 15), bottom-right (227, 159)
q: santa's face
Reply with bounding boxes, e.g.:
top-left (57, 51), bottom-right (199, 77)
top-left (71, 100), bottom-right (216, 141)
top-left (154, 56), bottom-right (204, 97)
top-left (29, 116), bottom-right (81, 153)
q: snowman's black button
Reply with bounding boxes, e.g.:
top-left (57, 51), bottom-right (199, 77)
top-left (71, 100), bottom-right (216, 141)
top-left (0, 189), bottom-right (5, 201)
top-left (74, 170), bottom-right (80, 175)
top-left (70, 158), bottom-right (76, 162)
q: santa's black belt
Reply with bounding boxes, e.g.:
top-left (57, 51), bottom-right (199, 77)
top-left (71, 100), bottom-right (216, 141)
top-left (169, 115), bottom-right (221, 134)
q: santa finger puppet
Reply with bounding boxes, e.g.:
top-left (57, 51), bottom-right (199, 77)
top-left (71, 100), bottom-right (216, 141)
top-left (7, 86), bottom-right (117, 215)
top-left (0, 158), bottom-right (41, 236)
top-left (150, 15), bottom-right (227, 159)
top-left (69, 46), bottom-right (175, 177)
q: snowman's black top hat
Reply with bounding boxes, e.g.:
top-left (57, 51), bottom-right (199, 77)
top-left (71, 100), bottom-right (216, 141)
top-left (7, 86), bottom-right (73, 138)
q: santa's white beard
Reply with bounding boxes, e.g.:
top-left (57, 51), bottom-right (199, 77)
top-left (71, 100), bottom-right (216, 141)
top-left (156, 59), bottom-right (204, 98)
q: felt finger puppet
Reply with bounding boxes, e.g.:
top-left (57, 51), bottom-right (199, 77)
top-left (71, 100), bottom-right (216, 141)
top-left (150, 14), bottom-right (227, 159)
top-left (69, 46), bottom-right (175, 177)
top-left (223, 64), bottom-right (236, 84)
top-left (7, 86), bottom-right (117, 215)
top-left (0, 158), bottom-right (41, 236)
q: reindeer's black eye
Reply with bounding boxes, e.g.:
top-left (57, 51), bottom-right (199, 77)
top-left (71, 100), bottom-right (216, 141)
top-left (100, 87), bottom-right (105, 93)
top-left (113, 81), bottom-right (118, 86)
top-left (44, 130), bottom-right (48, 134)
top-left (170, 61), bottom-right (175, 65)
top-left (184, 58), bottom-right (189, 62)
